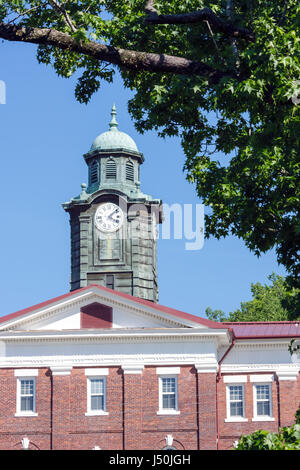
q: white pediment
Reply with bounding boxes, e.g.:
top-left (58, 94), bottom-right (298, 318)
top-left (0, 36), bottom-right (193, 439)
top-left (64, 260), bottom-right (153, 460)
top-left (0, 286), bottom-right (207, 332)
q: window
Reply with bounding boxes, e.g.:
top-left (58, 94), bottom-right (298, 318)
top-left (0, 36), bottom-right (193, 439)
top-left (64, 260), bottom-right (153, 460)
top-left (162, 377), bottom-right (177, 410)
top-left (224, 375), bottom-right (248, 422)
top-left (20, 379), bottom-right (35, 412)
top-left (106, 274), bottom-right (114, 290)
top-left (90, 378), bottom-right (105, 411)
top-left (15, 375), bottom-right (38, 417)
top-left (90, 160), bottom-right (99, 185)
top-left (228, 385), bottom-right (244, 418)
top-left (106, 158), bottom-right (116, 180)
top-left (125, 160), bottom-right (134, 182)
top-left (85, 369), bottom-right (109, 416)
top-left (157, 368), bottom-right (180, 415)
top-left (253, 384), bottom-right (274, 420)
top-left (250, 374), bottom-right (274, 422)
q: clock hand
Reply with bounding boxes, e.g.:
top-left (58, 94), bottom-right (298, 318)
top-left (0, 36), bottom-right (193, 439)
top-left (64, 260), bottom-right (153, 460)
top-left (108, 208), bottom-right (119, 221)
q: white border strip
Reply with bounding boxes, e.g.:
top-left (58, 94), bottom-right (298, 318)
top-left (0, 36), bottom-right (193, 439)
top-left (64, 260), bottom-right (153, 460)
top-left (85, 368), bottom-right (109, 376)
top-left (14, 369), bottom-right (38, 377)
top-left (223, 375), bottom-right (247, 383)
top-left (156, 367), bottom-right (180, 375)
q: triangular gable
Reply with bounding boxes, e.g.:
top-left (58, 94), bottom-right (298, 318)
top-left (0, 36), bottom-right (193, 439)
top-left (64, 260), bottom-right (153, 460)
top-left (0, 284), bottom-right (226, 332)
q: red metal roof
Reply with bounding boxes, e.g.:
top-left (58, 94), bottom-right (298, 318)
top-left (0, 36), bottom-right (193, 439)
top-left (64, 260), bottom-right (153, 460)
top-left (223, 321), bottom-right (300, 339)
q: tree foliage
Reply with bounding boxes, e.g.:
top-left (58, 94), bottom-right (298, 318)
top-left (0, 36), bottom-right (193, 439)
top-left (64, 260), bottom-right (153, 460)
top-left (206, 273), bottom-right (300, 322)
top-left (0, 1), bottom-right (299, 284)
top-left (235, 406), bottom-right (300, 449)
top-left (295, 405), bottom-right (300, 425)
top-left (234, 425), bottom-right (300, 450)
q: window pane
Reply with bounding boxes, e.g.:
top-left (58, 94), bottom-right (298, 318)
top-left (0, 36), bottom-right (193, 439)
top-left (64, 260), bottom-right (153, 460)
top-left (21, 379), bottom-right (34, 395)
top-left (91, 379), bottom-right (104, 395)
top-left (256, 385), bottom-right (270, 400)
top-left (229, 385), bottom-right (243, 401)
top-left (230, 401), bottom-right (243, 417)
top-left (91, 395), bottom-right (104, 411)
top-left (163, 394), bottom-right (176, 410)
top-left (257, 401), bottom-right (270, 416)
top-left (229, 385), bottom-right (244, 417)
top-left (21, 396), bottom-right (34, 412)
top-left (106, 275), bottom-right (114, 290)
top-left (162, 378), bottom-right (175, 393)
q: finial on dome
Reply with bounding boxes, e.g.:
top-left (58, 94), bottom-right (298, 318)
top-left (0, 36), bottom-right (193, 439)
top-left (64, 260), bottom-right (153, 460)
top-left (109, 104), bottom-right (118, 131)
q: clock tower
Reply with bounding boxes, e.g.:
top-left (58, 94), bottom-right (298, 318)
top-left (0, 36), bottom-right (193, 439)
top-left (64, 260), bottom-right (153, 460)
top-left (62, 106), bottom-right (163, 302)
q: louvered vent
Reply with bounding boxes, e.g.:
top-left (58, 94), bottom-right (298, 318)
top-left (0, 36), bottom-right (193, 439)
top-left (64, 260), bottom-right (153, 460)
top-left (90, 160), bottom-right (99, 184)
top-left (106, 158), bottom-right (116, 179)
top-left (126, 161), bottom-right (134, 182)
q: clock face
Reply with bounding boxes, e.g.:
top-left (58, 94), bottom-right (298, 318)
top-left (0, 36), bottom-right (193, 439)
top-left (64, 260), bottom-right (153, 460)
top-left (95, 203), bottom-right (124, 232)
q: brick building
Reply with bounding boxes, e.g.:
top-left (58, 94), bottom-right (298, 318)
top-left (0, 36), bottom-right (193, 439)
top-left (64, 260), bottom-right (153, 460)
top-left (0, 107), bottom-right (299, 450)
top-left (0, 284), bottom-right (299, 450)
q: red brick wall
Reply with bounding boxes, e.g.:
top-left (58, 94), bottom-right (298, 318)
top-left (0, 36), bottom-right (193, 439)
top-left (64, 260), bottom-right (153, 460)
top-left (0, 367), bottom-right (299, 450)
top-left (197, 372), bottom-right (217, 450)
top-left (124, 372), bottom-right (142, 449)
top-left (69, 367), bottom-right (123, 450)
top-left (141, 366), bottom-right (198, 450)
top-left (217, 374), bottom-right (300, 450)
top-left (0, 368), bottom-right (51, 450)
top-left (51, 373), bottom-right (71, 450)
top-left (277, 378), bottom-right (299, 428)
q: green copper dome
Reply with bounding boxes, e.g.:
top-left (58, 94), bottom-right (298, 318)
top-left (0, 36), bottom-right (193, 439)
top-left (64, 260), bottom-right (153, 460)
top-left (91, 105), bottom-right (139, 153)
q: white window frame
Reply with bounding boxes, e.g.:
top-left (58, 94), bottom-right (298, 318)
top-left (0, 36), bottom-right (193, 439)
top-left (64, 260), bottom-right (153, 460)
top-left (85, 369), bottom-right (109, 416)
top-left (156, 368), bottom-right (180, 416)
top-left (225, 383), bottom-right (248, 423)
top-left (252, 382), bottom-right (275, 422)
top-left (15, 376), bottom-right (38, 417)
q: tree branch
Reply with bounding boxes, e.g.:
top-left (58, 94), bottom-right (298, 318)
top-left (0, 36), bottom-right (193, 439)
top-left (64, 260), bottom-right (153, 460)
top-left (48, 0), bottom-right (77, 32)
top-left (7, 5), bottom-right (43, 25)
top-left (145, 6), bottom-right (255, 42)
top-left (204, 20), bottom-right (224, 64)
top-left (0, 22), bottom-right (237, 83)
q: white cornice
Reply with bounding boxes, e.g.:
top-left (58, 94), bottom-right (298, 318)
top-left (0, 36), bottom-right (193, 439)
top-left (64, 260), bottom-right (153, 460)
top-left (0, 328), bottom-right (229, 344)
top-left (221, 364), bottom-right (300, 373)
top-left (0, 353), bottom-right (210, 369)
top-left (276, 368), bottom-right (299, 381)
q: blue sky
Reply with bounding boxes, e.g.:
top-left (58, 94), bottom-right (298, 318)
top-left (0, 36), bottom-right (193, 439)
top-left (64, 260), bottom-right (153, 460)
top-left (0, 41), bottom-right (287, 318)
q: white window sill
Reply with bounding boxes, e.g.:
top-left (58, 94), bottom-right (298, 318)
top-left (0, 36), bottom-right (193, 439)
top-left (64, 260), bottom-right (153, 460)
top-left (252, 417), bottom-right (275, 422)
top-left (157, 410), bottom-right (180, 416)
top-left (14, 412), bottom-right (38, 417)
top-left (85, 411), bottom-right (109, 416)
top-left (224, 417), bottom-right (248, 423)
